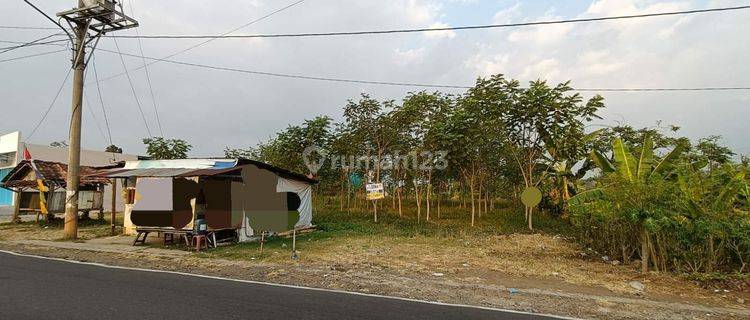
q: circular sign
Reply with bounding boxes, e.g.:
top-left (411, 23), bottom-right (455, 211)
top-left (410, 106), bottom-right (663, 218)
top-left (349, 173), bottom-right (362, 188)
top-left (520, 187), bottom-right (542, 207)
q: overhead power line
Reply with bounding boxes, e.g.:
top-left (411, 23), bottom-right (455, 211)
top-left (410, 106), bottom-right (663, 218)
top-left (21, 0), bottom-right (73, 42)
top-left (0, 48), bottom-right (67, 63)
top-left (95, 47), bottom-right (750, 92)
top-left (107, 5), bottom-right (750, 40)
top-left (112, 38), bottom-right (153, 138)
top-left (91, 0), bottom-right (306, 85)
top-left (25, 68), bottom-right (72, 142)
top-left (0, 25), bottom-right (58, 30)
top-left (128, 0), bottom-right (164, 137)
top-left (92, 53), bottom-right (113, 146)
top-left (0, 33), bottom-right (63, 53)
top-left (0, 38), bottom-right (68, 50)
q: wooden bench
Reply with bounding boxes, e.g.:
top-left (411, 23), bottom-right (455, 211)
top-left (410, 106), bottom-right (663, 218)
top-left (133, 227), bottom-right (224, 249)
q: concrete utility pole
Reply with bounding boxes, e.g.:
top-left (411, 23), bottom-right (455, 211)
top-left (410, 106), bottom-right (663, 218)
top-left (56, 0), bottom-right (138, 239)
top-left (63, 5), bottom-right (86, 239)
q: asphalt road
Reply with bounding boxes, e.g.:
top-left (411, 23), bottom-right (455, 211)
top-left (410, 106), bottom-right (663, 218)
top-left (0, 251), bottom-right (562, 320)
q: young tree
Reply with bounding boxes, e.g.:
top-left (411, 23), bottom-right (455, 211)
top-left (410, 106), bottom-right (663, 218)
top-left (105, 144), bottom-right (123, 153)
top-left (464, 75), bottom-right (604, 230)
top-left (342, 94), bottom-right (398, 222)
top-left (142, 137), bottom-right (191, 159)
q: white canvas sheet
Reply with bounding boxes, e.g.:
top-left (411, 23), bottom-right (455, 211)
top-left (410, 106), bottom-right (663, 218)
top-left (276, 177), bottom-right (313, 228)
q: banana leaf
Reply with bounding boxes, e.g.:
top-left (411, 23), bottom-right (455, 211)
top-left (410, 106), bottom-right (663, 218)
top-left (612, 138), bottom-right (636, 182)
top-left (568, 188), bottom-right (605, 206)
top-left (590, 150), bottom-right (615, 173)
top-left (651, 143), bottom-right (686, 178)
top-left (636, 135), bottom-right (654, 178)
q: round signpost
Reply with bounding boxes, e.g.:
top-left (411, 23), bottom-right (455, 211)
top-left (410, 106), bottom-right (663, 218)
top-left (520, 187), bottom-right (542, 208)
top-left (520, 186), bottom-right (542, 231)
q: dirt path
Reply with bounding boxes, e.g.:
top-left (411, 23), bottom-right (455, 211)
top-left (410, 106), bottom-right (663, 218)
top-left (1, 238), bottom-right (747, 320)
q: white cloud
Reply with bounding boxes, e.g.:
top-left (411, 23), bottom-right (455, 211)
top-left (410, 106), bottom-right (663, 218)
top-left (424, 22), bottom-right (456, 39)
top-left (393, 47), bottom-right (427, 65)
top-left (465, 53), bottom-right (510, 77)
top-left (521, 58), bottom-right (561, 81)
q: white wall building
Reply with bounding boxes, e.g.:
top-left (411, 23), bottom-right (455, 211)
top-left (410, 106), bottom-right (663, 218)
top-left (0, 131), bottom-right (139, 211)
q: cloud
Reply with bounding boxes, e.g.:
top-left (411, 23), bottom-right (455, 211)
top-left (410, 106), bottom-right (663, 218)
top-left (393, 47), bottom-right (427, 65)
top-left (1, 0), bottom-right (749, 156)
top-left (424, 22), bottom-right (456, 39)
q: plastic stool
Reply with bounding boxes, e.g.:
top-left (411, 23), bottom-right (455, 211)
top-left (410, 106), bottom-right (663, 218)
top-left (192, 234), bottom-right (208, 251)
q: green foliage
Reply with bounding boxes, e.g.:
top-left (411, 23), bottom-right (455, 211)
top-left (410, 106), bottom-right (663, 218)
top-left (105, 144), bottom-right (123, 154)
top-left (142, 137), bottom-right (192, 159)
top-left (570, 143), bottom-right (750, 273)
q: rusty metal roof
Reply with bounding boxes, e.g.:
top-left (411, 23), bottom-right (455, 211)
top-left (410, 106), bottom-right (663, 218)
top-left (1, 160), bottom-right (110, 189)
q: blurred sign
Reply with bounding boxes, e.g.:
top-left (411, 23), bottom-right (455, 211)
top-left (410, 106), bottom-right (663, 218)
top-left (520, 187), bottom-right (542, 207)
top-left (349, 173), bottom-right (362, 188)
top-left (366, 183), bottom-right (385, 200)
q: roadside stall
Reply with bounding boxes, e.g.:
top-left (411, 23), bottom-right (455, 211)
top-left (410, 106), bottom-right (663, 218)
top-left (0, 160), bottom-right (108, 222)
top-left (102, 159), bottom-right (316, 250)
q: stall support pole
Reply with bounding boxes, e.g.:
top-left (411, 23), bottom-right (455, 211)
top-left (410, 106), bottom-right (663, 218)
top-left (110, 178), bottom-right (117, 235)
top-left (291, 228), bottom-right (299, 260)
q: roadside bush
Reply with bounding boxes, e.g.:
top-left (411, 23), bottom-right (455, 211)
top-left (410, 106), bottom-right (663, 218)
top-left (571, 163), bottom-right (750, 275)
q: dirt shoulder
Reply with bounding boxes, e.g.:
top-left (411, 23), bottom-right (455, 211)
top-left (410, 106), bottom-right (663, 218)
top-left (1, 231), bottom-right (747, 320)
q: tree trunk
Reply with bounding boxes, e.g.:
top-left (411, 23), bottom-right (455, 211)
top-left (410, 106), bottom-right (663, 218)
top-left (484, 188), bottom-right (489, 214)
top-left (527, 206), bottom-right (533, 230)
top-left (397, 187), bottom-right (402, 217)
top-left (707, 234), bottom-right (715, 273)
top-left (339, 174), bottom-right (345, 211)
top-left (391, 187), bottom-right (396, 210)
top-left (437, 192), bottom-right (441, 219)
top-left (469, 175), bottom-right (475, 227)
top-left (426, 183), bottom-right (431, 221)
top-left (461, 180), bottom-right (466, 209)
top-left (414, 180), bottom-right (422, 222)
top-left (641, 227), bottom-right (649, 274)
top-left (477, 182), bottom-right (483, 218)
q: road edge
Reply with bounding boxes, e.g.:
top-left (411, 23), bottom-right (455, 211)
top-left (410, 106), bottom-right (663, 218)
top-left (0, 249), bottom-right (578, 320)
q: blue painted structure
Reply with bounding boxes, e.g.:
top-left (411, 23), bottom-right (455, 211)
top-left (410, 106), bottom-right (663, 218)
top-left (0, 168), bottom-right (12, 205)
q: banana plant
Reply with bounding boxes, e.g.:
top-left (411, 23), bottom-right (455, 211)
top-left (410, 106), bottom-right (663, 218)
top-left (569, 134), bottom-right (685, 205)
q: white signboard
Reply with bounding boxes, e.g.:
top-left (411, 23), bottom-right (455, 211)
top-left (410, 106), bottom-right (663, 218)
top-left (365, 183), bottom-right (385, 200)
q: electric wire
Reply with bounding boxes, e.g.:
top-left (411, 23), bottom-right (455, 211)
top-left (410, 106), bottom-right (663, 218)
top-left (83, 87), bottom-right (109, 146)
top-left (0, 48), bottom-right (67, 63)
top-left (21, 0), bottom-right (73, 43)
top-left (128, 0), bottom-right (163, 137)
top-left (108, 5), bottom-right (750, 40)
top-left (0, 25), bottom-right (58, 30)
top-left (0, 38), bottom-right (68, 50)
top-left (95, 47), bottom-right (750, 92)
top-left (0, 33), bottom-right (63, 53)
top-left (25, 68), bottom-right (72, 142)
top-left (91, 53), bottom-right (114, 147)
top-left (112, 38), bottom-right (153, 138)
top-left (92, 0), bottom-right (306, 84)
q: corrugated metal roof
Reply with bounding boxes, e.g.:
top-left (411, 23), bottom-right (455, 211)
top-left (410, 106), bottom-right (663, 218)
top-left (104, 166), bottom-right (242, 178)
top-left (97, 158), bottom-right (316, 184)
top-left (105, 168), bottom-right (199, 178)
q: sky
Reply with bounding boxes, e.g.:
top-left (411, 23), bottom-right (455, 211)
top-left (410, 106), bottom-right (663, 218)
top-left (0, 0), bottom-right (748, 157)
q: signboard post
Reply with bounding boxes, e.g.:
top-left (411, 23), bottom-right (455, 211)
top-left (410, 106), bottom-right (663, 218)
top-left (366, 183), bottom-right (384, 222)
top-left (520, 186), bottom-right (542, 231)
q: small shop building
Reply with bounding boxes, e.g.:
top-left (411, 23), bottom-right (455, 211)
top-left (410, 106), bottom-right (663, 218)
top-left (102, 158), bottom-right (316, 243)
